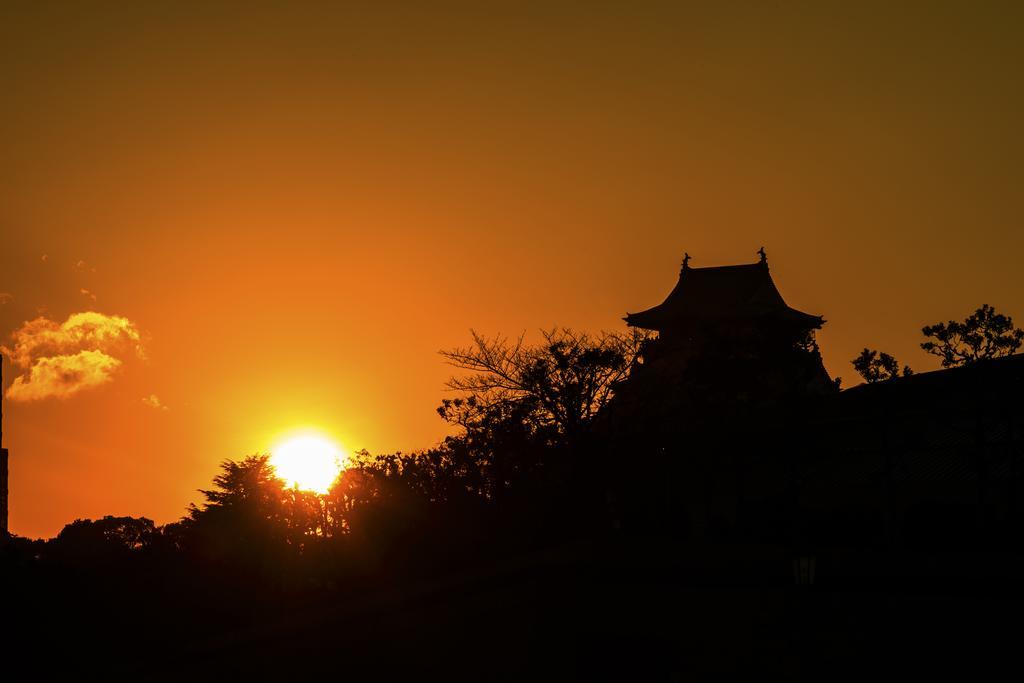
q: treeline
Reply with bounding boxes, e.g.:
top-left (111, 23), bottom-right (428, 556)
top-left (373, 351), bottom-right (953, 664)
top-left (9, 303), bottom-right (1023, 575)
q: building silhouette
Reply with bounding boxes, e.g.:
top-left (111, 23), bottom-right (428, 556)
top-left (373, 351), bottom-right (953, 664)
top-left (608, 249), bottom-right (1024, 556)
top-left (611, 248), bottom-right (834, 443)
top-left (797, 354), bottom-right (1024, 555)
top-left (1, 355), bottom-right (8, 539)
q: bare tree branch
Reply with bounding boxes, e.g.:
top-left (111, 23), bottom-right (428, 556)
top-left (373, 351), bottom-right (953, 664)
top-left (438, 327), bottom-right (652, 441)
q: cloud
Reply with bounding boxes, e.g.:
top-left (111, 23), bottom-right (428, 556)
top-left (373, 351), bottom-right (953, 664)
top-left (80, 288), bottom-right (97, 302)
top-left (0, 293), bottom-right (12, 305)
top-left (6, 351), bottom-right (122, 401)
top-left (2, 311), bottom-right (144, 402)
top-left (142, 394), bottom-right (169, 411)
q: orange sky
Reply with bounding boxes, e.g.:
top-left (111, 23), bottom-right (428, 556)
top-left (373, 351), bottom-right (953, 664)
top-left (2, 2), bottom-right (1023, 538)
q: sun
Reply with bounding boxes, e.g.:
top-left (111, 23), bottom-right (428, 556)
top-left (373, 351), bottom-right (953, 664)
top-left (269, 432), bottom-right (346, 494)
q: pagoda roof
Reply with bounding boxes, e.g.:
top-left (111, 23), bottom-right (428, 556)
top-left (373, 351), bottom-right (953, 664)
top-left (625, 259), bottom-right (823, 331)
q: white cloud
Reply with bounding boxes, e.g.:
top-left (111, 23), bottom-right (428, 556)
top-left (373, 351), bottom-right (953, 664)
top-left (2, 311), bottom-right (144, 402)
top-left (6, 350), bottom-right (122, 401)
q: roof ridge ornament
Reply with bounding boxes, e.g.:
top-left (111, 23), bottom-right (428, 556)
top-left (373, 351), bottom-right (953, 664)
top-left (681, 252), bottom-right (691, 272)
top-left (758, 246), bottom-right (767, 265)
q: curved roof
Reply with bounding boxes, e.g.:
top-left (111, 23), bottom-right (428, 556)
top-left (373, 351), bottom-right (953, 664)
top-left (625, 260), bottom-right (823, 331)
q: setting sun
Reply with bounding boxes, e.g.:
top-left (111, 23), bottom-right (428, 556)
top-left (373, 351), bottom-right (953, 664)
top-left (269, 432), bottom-right (346, 493)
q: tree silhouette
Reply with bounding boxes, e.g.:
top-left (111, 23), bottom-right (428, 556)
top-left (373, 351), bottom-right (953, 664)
top-left (48, 515), bottom-right (157, 565)
top-left (921, 304), bottom-right (1024, 368)
top-left (439, 328), bottom-right (649, 444)
top-left (56, 515), bottom-right (156, 549)
top-left (851, 348), bottom-right (913, 383)
top-left (176, 455), bottom-right (292, 565)
top-left (194, 454), bottom-right (284, 510)
top-left (436, 328), bottom-right (653, 538)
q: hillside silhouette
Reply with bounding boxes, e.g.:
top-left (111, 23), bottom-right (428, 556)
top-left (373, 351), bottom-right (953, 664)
top-left (3, 253), bottom-right (1024, 679)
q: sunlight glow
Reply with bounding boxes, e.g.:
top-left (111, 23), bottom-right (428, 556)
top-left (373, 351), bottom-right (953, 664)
top-left (269, 432), bottom-right (346, 493)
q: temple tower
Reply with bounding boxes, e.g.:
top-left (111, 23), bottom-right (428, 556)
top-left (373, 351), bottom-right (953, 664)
top-left (617, 249), bottom-right (835, 427)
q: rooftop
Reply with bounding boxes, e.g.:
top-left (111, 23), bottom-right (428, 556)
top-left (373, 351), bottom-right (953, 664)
top-left (625, 253), bottom-right (823, 331)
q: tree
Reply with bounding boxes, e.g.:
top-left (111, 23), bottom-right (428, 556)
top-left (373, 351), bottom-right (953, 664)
top-left (439, 328), bottom-right (649, 444)
top-left (193, 454), bottom-right (284, 511)
top-left (56, 515), bottom-right (156, 549)
top-left (851, 348), bottom-right (913, 383)
top-left (921, 304), bottom-right (1024, 368)
top-left (177, 455), bottom-right (291, 563)
top-left (436, 328), bottom-right (651, 533)
top-left (49, 515), bottom-right (157, 564)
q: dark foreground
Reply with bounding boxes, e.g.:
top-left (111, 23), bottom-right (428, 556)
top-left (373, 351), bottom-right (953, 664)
top-left (3, 538), bottom-right (1021, 681)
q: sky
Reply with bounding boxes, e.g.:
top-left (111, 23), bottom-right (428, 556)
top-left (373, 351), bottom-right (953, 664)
top-left (1, 1), bottom-right (1022, 538)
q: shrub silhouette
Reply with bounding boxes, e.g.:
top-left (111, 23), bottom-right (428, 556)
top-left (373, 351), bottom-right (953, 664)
top-left (851, 348), bottom-right (912, 383)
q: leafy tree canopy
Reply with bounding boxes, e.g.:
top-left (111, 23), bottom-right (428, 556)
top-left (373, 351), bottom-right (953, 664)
top-left (921, 304), bottom-right (1024, 368)
top-left (54, 515), bottom-right (156, 552)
